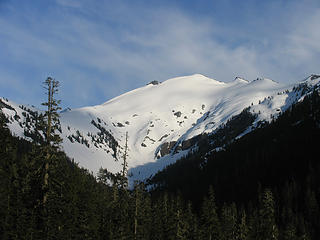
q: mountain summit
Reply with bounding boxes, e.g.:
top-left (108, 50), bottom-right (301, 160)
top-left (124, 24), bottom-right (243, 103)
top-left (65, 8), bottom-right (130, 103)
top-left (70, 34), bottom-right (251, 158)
top-left (1, 74), bottom-right (319, 183)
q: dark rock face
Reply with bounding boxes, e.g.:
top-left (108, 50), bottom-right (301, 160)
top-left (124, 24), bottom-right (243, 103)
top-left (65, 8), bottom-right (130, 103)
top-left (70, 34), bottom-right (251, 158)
top-left (158, 134), bottom-right (169, 142)
top-left (156, 108), bottom-right (258, 159)
top-left (157, 134), bottom-right (205, 158)
top-left (0, 99), bottom-right (15, 111)
top-left (145, 136), bottom-right (155, 143)
top-left (174, 111), bottom-right (182, 117)
top-left (117, 122), bottom-right (124, 127)
top-left (147, 80), bottom-right (160, 85)
top-left (159, 141), bottom-right (177, 156)
top-left (181, 135), bottom-right (202, 151)
top-left (311, 74), bottom-right (320, 80)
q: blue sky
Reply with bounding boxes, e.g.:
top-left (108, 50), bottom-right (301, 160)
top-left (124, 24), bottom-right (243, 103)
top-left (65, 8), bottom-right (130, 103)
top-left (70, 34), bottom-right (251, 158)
top-left (0, 0), bottom-right (319, 109)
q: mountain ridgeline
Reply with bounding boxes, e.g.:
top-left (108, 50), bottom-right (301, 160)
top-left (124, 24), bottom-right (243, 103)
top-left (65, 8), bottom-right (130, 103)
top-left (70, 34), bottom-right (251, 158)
top-left (147, 86), bottom-right (320, 237)
top-left (1, 74), bottom-right (320, 239)
top-left (1, 74), bottom-right (320, 183)
top-left (148, 83), bottom-right (320, 198)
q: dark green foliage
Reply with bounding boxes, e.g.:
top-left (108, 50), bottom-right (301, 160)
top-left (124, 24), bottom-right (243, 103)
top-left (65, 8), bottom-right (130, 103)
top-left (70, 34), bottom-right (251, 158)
top-left (131, 182), bottom-right (152, 240)
top-left (42, 77), bottom-right (62, 147)
top-left (200, 186), bottom-right (221, 240)
top-left (221, 202), bottom-right (238, 240)
top-left (91, 119), bottom-right (119, 159)
top-left (257, 189), bottom-right (278, 240)
top-left (1, 102), bottom-right (320, 239)
top-left (207, 107), bottom-right (257, 148)
top-left (67, 131), bottom-right (90, 147)
top-left (237, 209), bottom-right (249, 240)
top-left (147, 89), bottom-right (320, 239)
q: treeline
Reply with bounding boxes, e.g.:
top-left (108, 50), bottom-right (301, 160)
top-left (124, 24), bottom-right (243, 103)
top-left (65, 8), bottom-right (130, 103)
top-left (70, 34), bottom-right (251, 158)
top-left (0, 114), bottom-right (313, 239)
top-left (148, 89), bottom-right (320, 239)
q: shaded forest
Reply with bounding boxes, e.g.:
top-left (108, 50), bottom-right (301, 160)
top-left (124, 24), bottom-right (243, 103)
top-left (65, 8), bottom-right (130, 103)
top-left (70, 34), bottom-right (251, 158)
top-left (148, 89), bottom-right (320, 239)
top-left (0, 84), bottom-right (320, 239)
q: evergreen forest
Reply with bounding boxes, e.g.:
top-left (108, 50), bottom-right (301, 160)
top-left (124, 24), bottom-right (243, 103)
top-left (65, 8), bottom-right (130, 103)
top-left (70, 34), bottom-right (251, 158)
top-left (0, 80), bottom-right (320, 239)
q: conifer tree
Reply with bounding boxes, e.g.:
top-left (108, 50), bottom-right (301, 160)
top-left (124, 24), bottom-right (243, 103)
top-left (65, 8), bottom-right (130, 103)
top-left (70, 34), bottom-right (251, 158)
top-left (174, 193), bottom-right (189, 240)
top-left (305, 187), bottom-right (319, 228)
top-left (221, 202), bottom-right (238, 240)
top-left (42, 77), bottom-right (62, 148)
top-left (237, 208), bottom-right (248, 240)
top-left (185, 201), bottom-right (199, 240)
top-left (283, 222), bottom-right (297, 240)
top-left (150, 193), bottom-right (169, 239)
top-left (281, 205), bottom-right (298, 240)
top-left (200, 186), bottom-right (221, 240)
top-left (120, 131), bottom-right (129, 189)
top-left (140, 191), bottom-right (152, 239)
top-left (41, 77), bottom-right (62, 203)
top-left (41, 77), bottom-right (62, 238)
top-left (297, 216), bottom-right (311, 240)
top-left (258, 189), bottom-right (278, 240)
top-left (133, 182), bottom-right (141, 239)
top-left (132, 182), bottom-right (151, 240)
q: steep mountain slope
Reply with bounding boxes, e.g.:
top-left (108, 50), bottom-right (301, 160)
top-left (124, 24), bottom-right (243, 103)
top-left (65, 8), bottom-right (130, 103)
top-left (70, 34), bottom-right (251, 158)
top-left (1, 74), bottom-right (319, 182)
top-left (147, 84), bottom-right (320, 210)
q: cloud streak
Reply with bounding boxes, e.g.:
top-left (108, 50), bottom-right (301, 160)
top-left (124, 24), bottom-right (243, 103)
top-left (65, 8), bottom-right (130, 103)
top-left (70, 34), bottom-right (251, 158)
top-left (0, 0), bottom-right (319, 108)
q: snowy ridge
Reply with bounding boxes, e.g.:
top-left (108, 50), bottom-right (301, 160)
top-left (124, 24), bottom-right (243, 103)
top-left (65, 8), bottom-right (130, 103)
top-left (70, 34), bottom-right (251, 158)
top-left (1, 74), bottom-right (320, 183)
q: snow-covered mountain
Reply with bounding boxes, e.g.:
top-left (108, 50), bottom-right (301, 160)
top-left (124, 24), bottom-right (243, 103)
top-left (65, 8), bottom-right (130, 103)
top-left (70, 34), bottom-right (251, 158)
top-left (1, 74), bottom-right (320, 183)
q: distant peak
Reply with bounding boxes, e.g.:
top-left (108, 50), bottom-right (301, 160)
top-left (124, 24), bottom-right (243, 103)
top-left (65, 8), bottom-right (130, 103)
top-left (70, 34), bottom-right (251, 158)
top-left (163, 74), bottom-right (224, 84)
top-left (310, 74), bottom-right (320, 81)
top-left (191, 73), bottom-right (207, 78)
top-left (147, 80), bottom-right (161, 86)
top-left (175, 73), bottom-right (212, 80)
top-left (252, 77), bottom-right (278, 83)
top-left (300, 74), bottom-right (320, 83)
top-left (193, 73), bottom-right (222, 80)
top-left (234, 77), bottom-right (249, 83)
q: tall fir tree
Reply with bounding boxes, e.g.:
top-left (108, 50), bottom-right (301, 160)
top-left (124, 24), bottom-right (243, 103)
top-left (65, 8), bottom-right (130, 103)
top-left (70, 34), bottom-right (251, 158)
top-left (42, 77), bottom-right (62, 148)
top-left (200, 186), bottom-right (221, 240)
top-left (258, 189), bottom-right (279, 240)
top-left (221, 202), bottom-right (238, 240)
top-left (132, 182), bottom-right (151, 240)
top-left (237, 208), bottom-right (248, 240)
top-left (41, 77), bottom-right (62, 238)
top-left (120, 131), bottom-right (129, 189)
top-left (41, 77), bottom-right (62, 203)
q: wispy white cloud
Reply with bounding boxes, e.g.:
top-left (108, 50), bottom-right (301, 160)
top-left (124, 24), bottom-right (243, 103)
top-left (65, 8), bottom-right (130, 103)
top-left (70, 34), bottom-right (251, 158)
top-left (0, 0), bottom-right (319, 108)
top-left (285, 10), bottom-right (320, 60)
